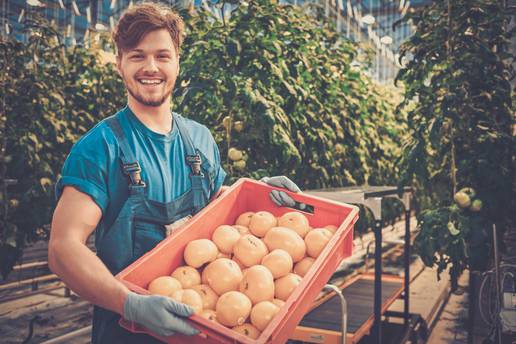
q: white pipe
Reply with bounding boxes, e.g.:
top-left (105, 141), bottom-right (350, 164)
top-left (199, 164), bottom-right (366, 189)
top-left (71, 1), bottom-right (80, 16)
top-left (40, 326), bottom-right (92, 344)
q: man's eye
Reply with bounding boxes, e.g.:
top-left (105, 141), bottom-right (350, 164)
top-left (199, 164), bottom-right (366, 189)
top-left (131, 55), bottom-right (144, 59)
top-left (158, 55), bottom-right (170, 59)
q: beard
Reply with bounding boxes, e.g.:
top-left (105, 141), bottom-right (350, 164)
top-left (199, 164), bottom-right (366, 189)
top-left (122, 72), bottom-right (176, 107)
top-left (126, 83), bottom-right (171, 107)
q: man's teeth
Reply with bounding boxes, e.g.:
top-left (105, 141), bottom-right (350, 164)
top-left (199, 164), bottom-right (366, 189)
top-left (139, 79), bottom-right (162, 84)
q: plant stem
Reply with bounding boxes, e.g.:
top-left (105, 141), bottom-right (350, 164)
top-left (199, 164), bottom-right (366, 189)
top-left (226, 108), bottom-right (233, 171)
top-left (1, 47), bottom-right (7, 230)
top-left (450, 121), bottom-right (457, 195)
top-left (446, 0), bottom-right (457, 195)
top-left (221, 1), bottom-right (226, 28)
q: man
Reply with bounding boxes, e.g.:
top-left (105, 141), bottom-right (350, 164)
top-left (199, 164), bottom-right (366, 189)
top-left (49, 2), bottom-right (300, 343)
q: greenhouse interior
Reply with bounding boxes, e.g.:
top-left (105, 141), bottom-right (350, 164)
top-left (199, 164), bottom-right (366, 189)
top-left (0, 0), bottom-right (514, 343)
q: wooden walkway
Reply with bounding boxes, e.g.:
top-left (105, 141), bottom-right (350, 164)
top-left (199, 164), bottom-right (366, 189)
top-left (0, 238), bottom-right (95, 344)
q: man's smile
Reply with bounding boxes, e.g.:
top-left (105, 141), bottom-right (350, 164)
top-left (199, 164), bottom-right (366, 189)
top-left (137, 78), bottom-right (164, 85)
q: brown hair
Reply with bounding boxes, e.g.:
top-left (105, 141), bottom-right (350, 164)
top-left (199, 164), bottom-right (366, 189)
top-left (112, 1), bottom-right (184, 56)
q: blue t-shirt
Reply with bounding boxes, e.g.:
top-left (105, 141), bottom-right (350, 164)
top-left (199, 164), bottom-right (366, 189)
top-left (55, 106), bottom-right (226, 230)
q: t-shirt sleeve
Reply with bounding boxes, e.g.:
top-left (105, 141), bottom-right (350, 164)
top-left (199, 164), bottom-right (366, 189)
top-left (211, 141), bottom-right (227, 196)
top-left (55, 152), bottom-right (109, 214)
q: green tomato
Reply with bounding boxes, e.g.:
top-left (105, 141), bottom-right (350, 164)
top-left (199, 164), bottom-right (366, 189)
top-left (447, 222), bottom-right (460, 236)
top-left (458, 187), bottom-right (476, 199)
top-left (233, 160), bottom-right (246, 171)
top-left (470, 199), bottom-right (483, 212)
top-left (453, 192), bottom-right (471, 209)
top-left (228, 148), bottom-right (243, 161)
top-left (222, 116), bottom-right (231, 129)
top-left (233, 121), bottom-right (244, 132)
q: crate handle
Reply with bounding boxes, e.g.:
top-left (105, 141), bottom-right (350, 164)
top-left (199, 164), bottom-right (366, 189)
top-left (263, 181), bottom-right (316, 214)
top-left (288, 201), bottom-right (315, 214)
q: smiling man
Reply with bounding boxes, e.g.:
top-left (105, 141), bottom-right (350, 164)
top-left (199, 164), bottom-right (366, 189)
top-left (48, 2), bottom-right (300, 343)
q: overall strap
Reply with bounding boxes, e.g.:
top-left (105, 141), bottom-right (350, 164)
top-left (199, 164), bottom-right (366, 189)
top-left (106, 116), bottom-right (144, 186)
top-left (174, 114), bottom-right (203, 176)
top-left (173, 114), bottom-right (208, 214)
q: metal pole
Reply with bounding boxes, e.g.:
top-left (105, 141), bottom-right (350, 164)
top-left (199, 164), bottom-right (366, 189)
top-left (91, 0), bottom-right (98, 27)
top-left (376, 47), bottom-right (380, 81)
top-left (324, 284), bottom-right (347, 344)
top-left (346, 0), bottom-right (350, 37)
top-left (336, 0), bottom-right (341, 33)
top-left (492, 224), bottom-right (502, 344)
top-left (403, 193), bottom-right (411, 326)
top-left (374, 219), bottom-right (383, 344)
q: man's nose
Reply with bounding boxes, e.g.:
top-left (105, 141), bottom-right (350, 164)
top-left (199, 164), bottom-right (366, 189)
top-left (142, 57), bottom-right (159, 73)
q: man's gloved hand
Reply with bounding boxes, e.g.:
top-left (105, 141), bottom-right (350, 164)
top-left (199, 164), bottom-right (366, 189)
top-left (261, 176), bottom-right (302, 208)
top-left (124, 292), bottom-right (199, 337)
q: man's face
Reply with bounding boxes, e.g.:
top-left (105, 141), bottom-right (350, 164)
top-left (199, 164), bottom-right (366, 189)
top-left (117, 29), bottom-right (179, 107)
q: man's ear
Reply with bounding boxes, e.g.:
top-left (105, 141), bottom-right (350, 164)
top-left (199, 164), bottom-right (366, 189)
top-left (176, 54), bottom-right (180, 74)
top-left (115, 54), bottom-right (122, 77)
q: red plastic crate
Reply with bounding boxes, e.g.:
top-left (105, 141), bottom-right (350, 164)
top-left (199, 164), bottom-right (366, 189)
top-left (116, 178), bottom-right (359, 344)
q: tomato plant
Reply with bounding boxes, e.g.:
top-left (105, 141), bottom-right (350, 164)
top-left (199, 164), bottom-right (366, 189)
top-left (396, 0), bottom-right (514, 287)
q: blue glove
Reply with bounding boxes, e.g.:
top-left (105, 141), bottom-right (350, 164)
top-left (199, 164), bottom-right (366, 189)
top-left (124, 292), bottom-right (199, 337)
top-left (261, 176), bottom-right (302, 207)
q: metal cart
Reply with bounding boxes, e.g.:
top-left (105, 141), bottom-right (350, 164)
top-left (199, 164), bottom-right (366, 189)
top-left (291, 185), bottom-right (421, 344)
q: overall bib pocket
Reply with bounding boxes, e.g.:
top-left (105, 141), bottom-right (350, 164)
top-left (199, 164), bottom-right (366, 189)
top-left (132, 220), bottom-right (165, 261)
top-left (96, 214), bottom-right (134, 274)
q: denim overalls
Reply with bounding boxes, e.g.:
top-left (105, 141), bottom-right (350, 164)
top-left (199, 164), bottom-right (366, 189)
top-left (92, 113), bottom-right (212, 344)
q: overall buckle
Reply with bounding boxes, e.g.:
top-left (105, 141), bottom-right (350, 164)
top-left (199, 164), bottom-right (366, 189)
top-left (123, 162), bottom-right (145, 186)
top-left (186, 154), bottom-right (203, 176)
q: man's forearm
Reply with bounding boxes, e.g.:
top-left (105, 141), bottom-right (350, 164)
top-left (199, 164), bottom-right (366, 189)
top-left (48, 239), bottom-right (129, 315)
